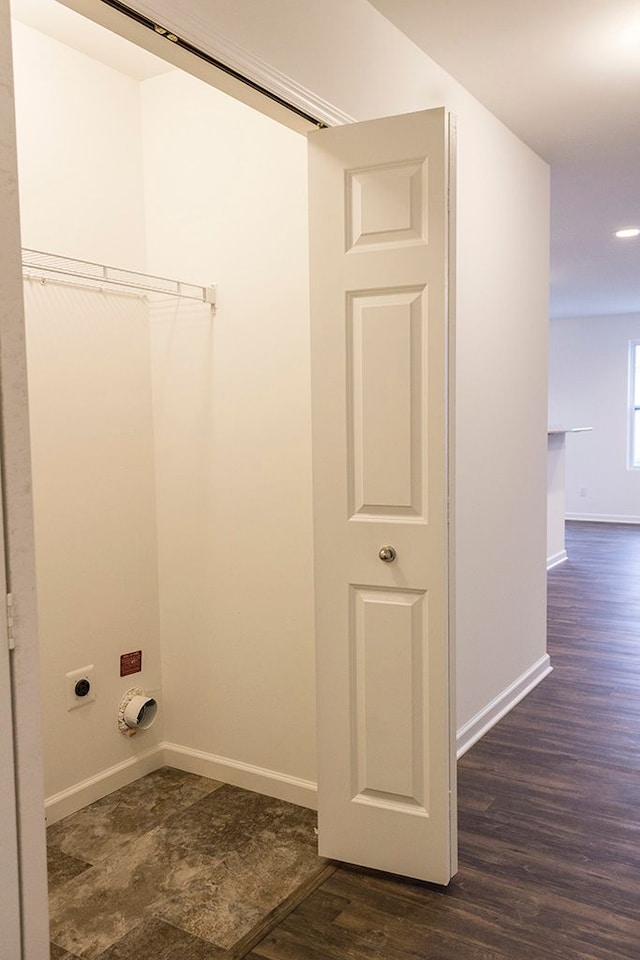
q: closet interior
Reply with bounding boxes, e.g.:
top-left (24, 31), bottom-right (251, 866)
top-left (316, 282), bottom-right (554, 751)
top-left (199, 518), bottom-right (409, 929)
top-left (11, 0), bottom-right (317, 822)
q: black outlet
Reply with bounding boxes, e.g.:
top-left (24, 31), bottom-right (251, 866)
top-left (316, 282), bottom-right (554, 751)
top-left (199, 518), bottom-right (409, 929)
top-left (75, 678), bottom-right (91, 698)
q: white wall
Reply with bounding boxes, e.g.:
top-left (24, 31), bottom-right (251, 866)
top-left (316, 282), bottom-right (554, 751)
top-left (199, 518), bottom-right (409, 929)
top-left (454, 108), bottom-right (550, 732)
top-left (12, 22), bottom-right (163, 805)
top-left (12, 20), bottom-right (147, 270)
top-left (141, 71), bottom-right (316, 783)
top-left (549, 314), bottom-right (640, 523)
top-left (25, 284), bottom-right (163, 800)
top-left (145, 0), bottom-right (551, 734)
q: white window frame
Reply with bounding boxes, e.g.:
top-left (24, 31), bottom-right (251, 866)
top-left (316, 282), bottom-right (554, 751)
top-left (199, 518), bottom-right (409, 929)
top-left (629, 340), bottom-right (640, 469)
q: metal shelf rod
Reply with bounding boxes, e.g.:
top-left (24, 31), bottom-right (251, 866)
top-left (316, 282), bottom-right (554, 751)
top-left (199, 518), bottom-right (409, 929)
top-left (21, 248), bottom-right (217, 308)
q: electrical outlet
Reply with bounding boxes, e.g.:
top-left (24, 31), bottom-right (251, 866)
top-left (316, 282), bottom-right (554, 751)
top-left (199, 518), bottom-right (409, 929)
top-left (66, 665), bottom-right (96, 711)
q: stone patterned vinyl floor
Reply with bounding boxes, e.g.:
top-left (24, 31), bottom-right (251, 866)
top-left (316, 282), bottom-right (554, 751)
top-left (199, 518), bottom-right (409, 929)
top-left (47, 768), bottom-right (327, 959)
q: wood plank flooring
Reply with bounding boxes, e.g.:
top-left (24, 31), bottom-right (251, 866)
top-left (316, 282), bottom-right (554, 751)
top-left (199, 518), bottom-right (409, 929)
top-left (247, 521), bottom-right (640, 959)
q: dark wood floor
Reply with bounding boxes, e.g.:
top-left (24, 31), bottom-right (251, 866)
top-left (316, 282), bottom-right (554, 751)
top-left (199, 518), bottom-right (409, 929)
top-left (247, 521), bottom-right (640, 960)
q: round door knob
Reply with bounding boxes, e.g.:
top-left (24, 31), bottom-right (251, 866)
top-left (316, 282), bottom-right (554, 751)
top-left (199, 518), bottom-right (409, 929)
top-left (378, 545), bottom-right (397, 563)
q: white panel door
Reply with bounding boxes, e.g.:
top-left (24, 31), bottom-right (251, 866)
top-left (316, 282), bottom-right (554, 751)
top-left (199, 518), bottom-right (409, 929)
top-left (309, 108), bottom-right (456, 884)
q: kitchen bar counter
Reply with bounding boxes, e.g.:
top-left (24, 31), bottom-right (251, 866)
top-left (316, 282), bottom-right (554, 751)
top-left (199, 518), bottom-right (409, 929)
top-left (547, 427), bottom-right (591, 569)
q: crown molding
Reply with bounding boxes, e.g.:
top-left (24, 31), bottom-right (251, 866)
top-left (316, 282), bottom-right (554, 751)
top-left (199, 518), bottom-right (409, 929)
top-left (116, 0), bottom-right (357, 128)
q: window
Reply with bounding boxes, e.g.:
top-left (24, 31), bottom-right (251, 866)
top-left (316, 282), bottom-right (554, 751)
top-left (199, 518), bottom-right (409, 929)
top-left (630, 341), bottom-right (640, 468)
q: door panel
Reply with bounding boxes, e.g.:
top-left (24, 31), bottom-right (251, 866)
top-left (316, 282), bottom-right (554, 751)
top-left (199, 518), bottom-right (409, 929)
top-left (309, 108), bottom-right (455, 884)
top-left (352, 586), bottom-right (427, 804)
top-left (348, 287), bottom-right (426, 517)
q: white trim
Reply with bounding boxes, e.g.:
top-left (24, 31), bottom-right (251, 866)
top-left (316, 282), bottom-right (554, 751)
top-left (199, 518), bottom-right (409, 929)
top-left (44, 742), bottom-right (317, 823)
top-left (566, 513), bottom-right (640, 524)
top-left (196, 32), bottom-right (357, 129)
top-left (163, 742), bottom-right (318, 810)
top-left (456, 655), bottom-right (552, 758)
top-left (546, 549), bottom-right (568, 570)
top-left (44, 746), bottom-right (164, 825)
top-left (47, 671), bottom-right (566, 822)
top-left (114, 0), bottom-right (356, 129)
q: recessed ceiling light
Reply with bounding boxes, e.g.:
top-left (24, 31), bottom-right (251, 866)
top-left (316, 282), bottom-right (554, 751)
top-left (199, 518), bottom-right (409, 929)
top-left (615, 227), bottom-right (640, 238)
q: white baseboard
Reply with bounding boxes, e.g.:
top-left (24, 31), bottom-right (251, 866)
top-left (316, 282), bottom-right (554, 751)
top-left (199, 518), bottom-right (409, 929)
top-left (45, 746), bottom-right (165, 825)
top-left (456, 654), bottom-right (552, 758)
top-left (46, 665), bottom-right (557, 823)
top-left (163, 742), bottom-right (318, 810)
top-left (566, 513), bottom-right (640, 524)
top-left (547, 549), bottom-right (568, 570)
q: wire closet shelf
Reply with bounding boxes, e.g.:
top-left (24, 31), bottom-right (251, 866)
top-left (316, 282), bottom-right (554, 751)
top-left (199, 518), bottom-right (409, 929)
top-left (21, 249), bottom-right (217, 308)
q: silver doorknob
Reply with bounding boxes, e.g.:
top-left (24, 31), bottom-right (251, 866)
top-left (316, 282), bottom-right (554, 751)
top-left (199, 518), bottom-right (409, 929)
top-left (378, 545), bottom-right (397, 563)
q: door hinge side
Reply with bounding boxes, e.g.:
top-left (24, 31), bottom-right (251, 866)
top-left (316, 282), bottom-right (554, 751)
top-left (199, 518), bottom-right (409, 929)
top-left (6, 592), bottom-right (15, 651)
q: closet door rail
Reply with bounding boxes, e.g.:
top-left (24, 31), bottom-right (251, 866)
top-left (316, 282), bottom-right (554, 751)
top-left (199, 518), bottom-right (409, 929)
top-left (21, 249), bottom-right (217, 309)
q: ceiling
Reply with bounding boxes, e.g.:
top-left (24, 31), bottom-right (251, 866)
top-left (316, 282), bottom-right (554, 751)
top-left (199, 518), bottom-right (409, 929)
top-left (369, 0), bottom-right (640, 319)
top-left (10, 0), bottom-right (640, 319)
